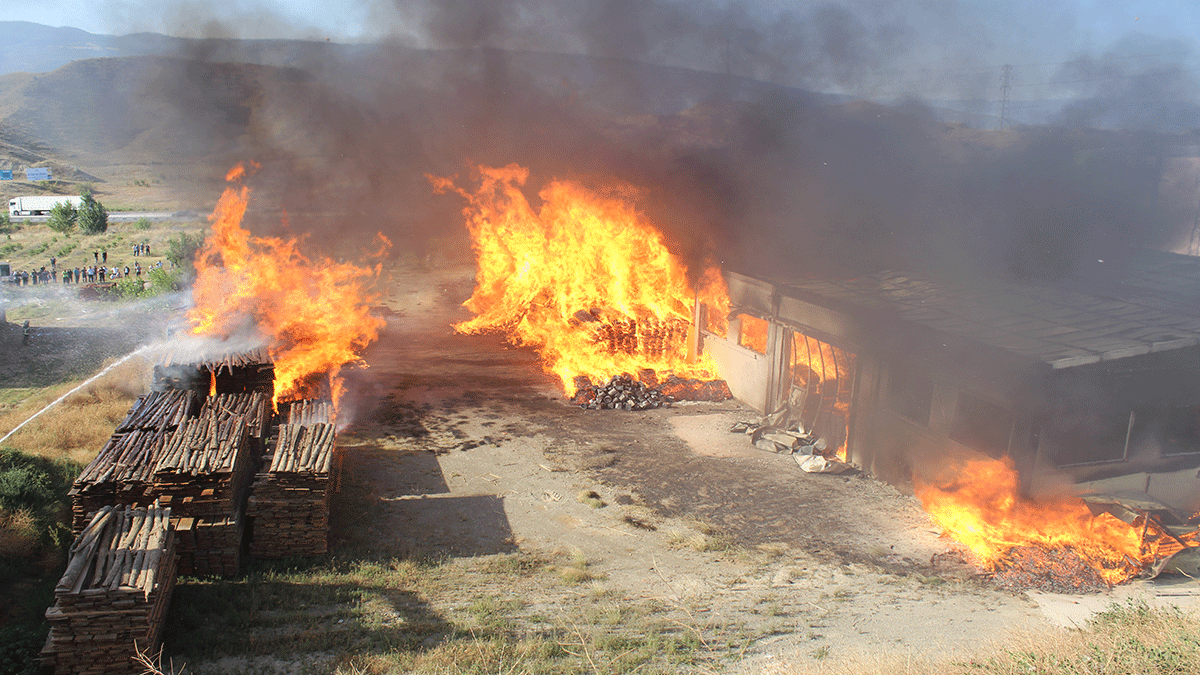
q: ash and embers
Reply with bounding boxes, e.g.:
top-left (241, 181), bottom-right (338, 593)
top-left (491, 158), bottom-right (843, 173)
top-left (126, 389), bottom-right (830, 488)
top-left (992, 546), bottom-right (1114, 594)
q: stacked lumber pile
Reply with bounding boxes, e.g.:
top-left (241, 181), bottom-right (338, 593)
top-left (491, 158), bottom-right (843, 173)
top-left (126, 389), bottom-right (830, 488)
top-left (42, 505), bottom-right (177, 675)
top-left (154, 346), bottom-right (275, 395)
top-left (115, 390), bottom-right (196, 433)
top-left (287, 398), bottom-right (333, 427)
top-left (153, 413), bottom-right (253, 576)
top-left (201, 391), bottom-right (272, 443)
top-left (70, 391), bottom-right (195, 532)
top-left (247, 416), bottom-right (338, 557)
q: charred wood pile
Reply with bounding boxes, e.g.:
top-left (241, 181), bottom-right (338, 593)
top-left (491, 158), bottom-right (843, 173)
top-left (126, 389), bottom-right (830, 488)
top-left (247, 417), bottom-right (338, 557)
top-left (70, 391), bottom-right (196, 532)
top-left (571, 371), bottom-right (732, 410)
top-left (152, 413), bottom-right (254, 576)
top-left (41, 505), bottom-right (177, 675)
top-left (153, 346), bottom-right (274, 395)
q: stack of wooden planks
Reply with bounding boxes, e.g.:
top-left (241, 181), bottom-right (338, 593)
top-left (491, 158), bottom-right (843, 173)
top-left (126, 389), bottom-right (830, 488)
top-left (201, 391), bottom-right (272, 446)
top-left (286, 398), bottom-right (333, 427)
top-left (247, 413), bottom-right (338, 557)
top-left (42, 504), bottom-right (177, 675)
top-left (70, 391), bottom-right (196, 533)
top-left (153, 412), bottom-right (253, 576)
top-left (115, 390), bottom-right (196, 433)
top-left (154, 346), bottom-right (275, 395)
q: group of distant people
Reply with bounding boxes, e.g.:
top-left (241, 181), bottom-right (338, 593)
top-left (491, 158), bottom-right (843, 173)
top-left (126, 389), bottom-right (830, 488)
top-left (5, 251), bottom-right (162, 286)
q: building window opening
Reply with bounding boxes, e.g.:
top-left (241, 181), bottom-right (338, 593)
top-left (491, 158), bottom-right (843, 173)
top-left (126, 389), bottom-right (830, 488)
top-left (1048, 410), bottom-right (1132, 465)
top-left (788, 333), bottom-right (857, 460)
top-left (887, 364), bottom-right (934, 427)
top-left (738, 314), bottom-right (768, 354)
top-left (702, 303), bottom-right (728, 339)
top-left (950, 393), bottom-right (1014, 459)
top-left (1131, 406), bottom-right (1200, 457)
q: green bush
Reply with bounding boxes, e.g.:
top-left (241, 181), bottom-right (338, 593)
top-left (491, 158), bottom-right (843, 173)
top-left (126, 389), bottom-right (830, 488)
top-left (46, 201), bottom-right (77, 234)
top-left (167, 232), bottom-right (203, 276)
top-left (0, 448), bottom-right (78, 534)
top-left (0, 625), bottom-right (44, 675)
top-left (135, 217), bottom-right (152, 230)
top-left (77, 194), bottom-right (108, 235)
top-left (110, 267), bottom-right (181, 300)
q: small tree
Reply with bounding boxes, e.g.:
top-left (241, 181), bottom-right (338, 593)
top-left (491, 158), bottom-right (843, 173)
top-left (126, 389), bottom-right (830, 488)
top-left (0, 211), bottom-right (12, 235)
top-left (166, 232), bottom-right (203, 275)
top-left (46, 201), bottom-right (77, 233)
top-left (77, 194), bottom-right (108, 235)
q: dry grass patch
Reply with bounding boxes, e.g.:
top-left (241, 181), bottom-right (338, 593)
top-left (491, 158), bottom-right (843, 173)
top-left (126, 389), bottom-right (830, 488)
top-left (0, 509), bottom-right (39, 559)
top-left (0, 356), bottom-right (147, 461)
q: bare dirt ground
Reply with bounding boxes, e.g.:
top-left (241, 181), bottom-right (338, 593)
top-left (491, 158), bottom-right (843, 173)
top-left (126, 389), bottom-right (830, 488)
top-left (330, 262), bottom-right (1198, 671)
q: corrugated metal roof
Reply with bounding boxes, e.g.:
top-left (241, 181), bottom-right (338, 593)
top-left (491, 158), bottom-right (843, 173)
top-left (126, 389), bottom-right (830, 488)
top-left (776, 251), bottom-right (1200, 369)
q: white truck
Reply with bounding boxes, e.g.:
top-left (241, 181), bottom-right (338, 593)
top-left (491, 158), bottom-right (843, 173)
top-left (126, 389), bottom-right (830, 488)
top-left (8, 195), bottom-right (85, 216)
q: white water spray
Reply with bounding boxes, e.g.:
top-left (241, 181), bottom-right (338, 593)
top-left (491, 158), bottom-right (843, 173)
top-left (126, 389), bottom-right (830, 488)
top-left (0, 344), bottom-right (157, 446)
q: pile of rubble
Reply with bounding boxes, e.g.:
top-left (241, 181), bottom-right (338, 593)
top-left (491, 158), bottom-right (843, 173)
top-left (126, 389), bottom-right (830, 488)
top-left (42, 505), bottom-right (177, 675)
top-left (571, 370), bottom-right (732, 410)
top-left (731, 421), bottom-right (851, 474)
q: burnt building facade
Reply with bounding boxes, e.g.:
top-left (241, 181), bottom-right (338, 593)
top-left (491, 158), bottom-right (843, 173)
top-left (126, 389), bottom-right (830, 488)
top-left (701, 249), bottom-right (1200, 513)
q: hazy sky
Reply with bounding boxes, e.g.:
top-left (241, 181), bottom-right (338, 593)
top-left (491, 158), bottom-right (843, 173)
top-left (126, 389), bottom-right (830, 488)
top-left (6, 0), bottom-right (1199, 102)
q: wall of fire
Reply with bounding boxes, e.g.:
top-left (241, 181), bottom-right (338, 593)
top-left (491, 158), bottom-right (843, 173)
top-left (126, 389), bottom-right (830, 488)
top-left (702, 271), bottom-right (1200, 506)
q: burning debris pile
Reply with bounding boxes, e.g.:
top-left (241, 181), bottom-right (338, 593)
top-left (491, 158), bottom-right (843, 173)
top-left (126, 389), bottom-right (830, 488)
top-left (915, 456), bottom-right (1200, 589)
top-left (42, 505), bottom-right (177, 675)
top-left (434, 165), bottom-right (731, 403)
top-left (571, 371), bottom-right (732, 410)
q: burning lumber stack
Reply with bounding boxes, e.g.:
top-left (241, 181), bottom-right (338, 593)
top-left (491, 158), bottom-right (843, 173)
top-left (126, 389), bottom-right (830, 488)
top-left (153, 413), bottom-right (253, 576)
top-left (42, 505), bottom-right (177, 675)
top-left (571, 371), bottom-right (732, 410)
top-left (70, 391), bottom-right (196, 532)
top-left (154, 346), bottom-right (275, 395)
top-left (247, 413), bottom-right (338, 557)
top-left (286, 398), bottom-right (334, 427)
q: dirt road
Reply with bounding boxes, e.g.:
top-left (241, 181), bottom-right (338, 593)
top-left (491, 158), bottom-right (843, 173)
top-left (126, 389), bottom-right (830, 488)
top-left (326, 264), bottom-right (1089, 669)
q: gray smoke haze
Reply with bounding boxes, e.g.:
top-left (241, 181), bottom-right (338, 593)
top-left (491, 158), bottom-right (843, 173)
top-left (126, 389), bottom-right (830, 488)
top-left (104, 0), bottom-right (1200, 286)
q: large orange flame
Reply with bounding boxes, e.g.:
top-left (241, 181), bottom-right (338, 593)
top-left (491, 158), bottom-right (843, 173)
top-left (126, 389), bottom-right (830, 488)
top-left (189, 164), bottom-right (388, 407)
top-left (913, 455), bottom-right (1177, 585)
top-left (432, 164), bottom-right (729, 395)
